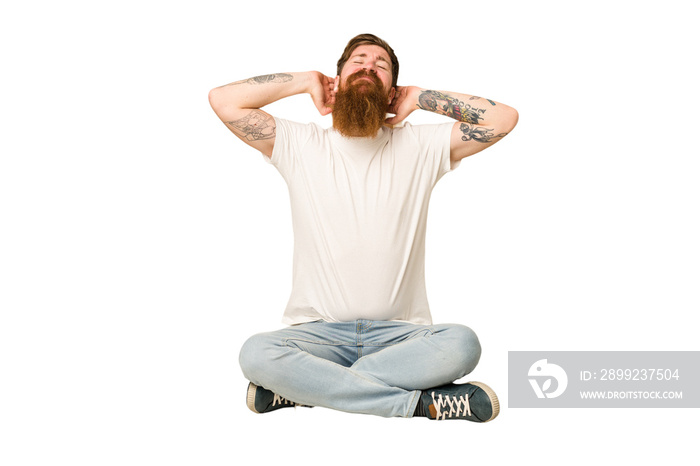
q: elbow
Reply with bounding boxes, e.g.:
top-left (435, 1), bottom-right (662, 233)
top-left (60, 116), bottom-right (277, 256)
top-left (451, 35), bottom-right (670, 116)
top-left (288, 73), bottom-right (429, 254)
top-left (208, 86), bottom-right (236, 119)
top-left (505, 106), bottom-right (519, 133)
top-left (510, 107), bottom-right (520, 129)
top-left (208, 87), bottom-right (223, 112)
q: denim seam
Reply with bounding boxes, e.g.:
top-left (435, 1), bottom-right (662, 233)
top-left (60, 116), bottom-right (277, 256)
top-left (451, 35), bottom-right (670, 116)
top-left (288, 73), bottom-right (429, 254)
top-left (360, 342), bottom-right (400, 347)
top-left (283, 338), bottom-right (354, 347)
top-left (406, 389), bottom-right (421, 418)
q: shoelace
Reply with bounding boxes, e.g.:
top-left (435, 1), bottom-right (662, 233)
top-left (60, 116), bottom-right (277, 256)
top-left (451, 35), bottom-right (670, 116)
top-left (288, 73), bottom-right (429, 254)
top-left (430, 391), bottom-right (472, 420)
top-left (272, 393), bottom-right (294, 407)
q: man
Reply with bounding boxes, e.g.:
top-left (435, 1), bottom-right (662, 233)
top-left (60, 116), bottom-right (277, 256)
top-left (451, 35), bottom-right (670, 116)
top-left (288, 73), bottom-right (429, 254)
top-left (209, 34), bottom-right (518, 422)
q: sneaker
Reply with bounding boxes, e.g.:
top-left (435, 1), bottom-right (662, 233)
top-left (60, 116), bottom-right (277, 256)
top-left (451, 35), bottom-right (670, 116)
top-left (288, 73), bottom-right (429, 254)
top-left (420, 382), bottom-right (500, 422)
top-left (246, 382), bottom-right (309, 414)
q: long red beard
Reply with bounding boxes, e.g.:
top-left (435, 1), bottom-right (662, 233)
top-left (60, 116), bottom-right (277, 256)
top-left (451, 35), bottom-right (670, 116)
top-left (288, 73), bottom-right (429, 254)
top-left (332, 70), bottom-right (389, 138)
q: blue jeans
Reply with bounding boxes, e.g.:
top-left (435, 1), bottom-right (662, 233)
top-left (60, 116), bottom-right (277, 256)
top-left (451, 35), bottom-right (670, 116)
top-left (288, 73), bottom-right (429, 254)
top-left (239, 320), bottom-right (481, 418)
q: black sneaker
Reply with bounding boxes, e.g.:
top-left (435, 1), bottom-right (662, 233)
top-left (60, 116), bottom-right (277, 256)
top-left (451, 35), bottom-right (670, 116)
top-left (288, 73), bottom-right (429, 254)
top-left (246, 382), bottom-right (308, 414)
top-left (420, 382), bottom-right (500, 422)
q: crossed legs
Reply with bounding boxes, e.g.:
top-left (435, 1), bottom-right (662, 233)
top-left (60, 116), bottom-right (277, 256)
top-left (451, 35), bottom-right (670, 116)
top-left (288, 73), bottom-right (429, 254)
top-left (239, 320), bottom-right (481, 418)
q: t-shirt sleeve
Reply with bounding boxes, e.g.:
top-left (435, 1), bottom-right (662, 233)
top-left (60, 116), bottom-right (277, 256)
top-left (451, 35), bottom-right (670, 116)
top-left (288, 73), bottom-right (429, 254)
top-left (263, 117), bottom-right (291, 175)
top-left (406, 121), bottom-right (457, 183)
top-left (264, 117), bottom-right (319, 181)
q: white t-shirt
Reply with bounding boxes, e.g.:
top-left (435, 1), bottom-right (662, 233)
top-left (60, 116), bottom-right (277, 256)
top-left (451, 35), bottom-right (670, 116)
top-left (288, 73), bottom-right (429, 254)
top-left (267, 117), bottom-right (456, 325)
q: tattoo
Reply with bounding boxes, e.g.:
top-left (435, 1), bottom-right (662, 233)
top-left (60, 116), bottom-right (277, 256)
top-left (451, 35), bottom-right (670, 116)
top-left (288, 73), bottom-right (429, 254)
top-left (229, 73), bottom-right (293, 86)
top-left (226, 110), bottom-right (276, 141)
top-left (469, 96), bottom-right (497, 106)
top-left (458, 122), bottom-right (508, 143)
top-left (417, 90), bottom-right (485, 124)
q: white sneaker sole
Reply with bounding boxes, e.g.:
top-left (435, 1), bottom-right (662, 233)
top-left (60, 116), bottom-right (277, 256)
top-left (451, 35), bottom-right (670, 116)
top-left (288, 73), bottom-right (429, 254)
top-left (246, 382), bottom-right (261, 413)
top-left (469, 381), bottom-right (500, 422)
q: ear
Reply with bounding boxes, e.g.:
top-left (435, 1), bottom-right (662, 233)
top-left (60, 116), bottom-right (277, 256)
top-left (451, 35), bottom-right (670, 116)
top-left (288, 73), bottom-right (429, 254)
top-left (388, 87), bottom-right (396, 103)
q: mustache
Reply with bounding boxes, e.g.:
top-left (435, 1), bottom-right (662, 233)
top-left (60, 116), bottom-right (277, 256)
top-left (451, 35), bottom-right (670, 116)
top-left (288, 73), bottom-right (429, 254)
top-left (345, 69), bottom-right (383, 88)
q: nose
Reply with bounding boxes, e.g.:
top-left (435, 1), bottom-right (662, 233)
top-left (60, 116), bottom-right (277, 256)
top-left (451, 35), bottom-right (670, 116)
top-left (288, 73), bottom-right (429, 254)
top-left (362, 61), bottom-right (378, 73)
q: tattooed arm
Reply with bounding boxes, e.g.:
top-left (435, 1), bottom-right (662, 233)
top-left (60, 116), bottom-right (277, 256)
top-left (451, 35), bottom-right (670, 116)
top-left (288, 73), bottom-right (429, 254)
top-left (387, 86), bottom-right (518, 162)
top-left (208, 71), bottom-right (336, 156)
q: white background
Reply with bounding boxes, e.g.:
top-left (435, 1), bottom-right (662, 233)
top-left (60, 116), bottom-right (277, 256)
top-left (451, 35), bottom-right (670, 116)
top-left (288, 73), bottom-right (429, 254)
top-left (1, 0), bottom-right (698, 464)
